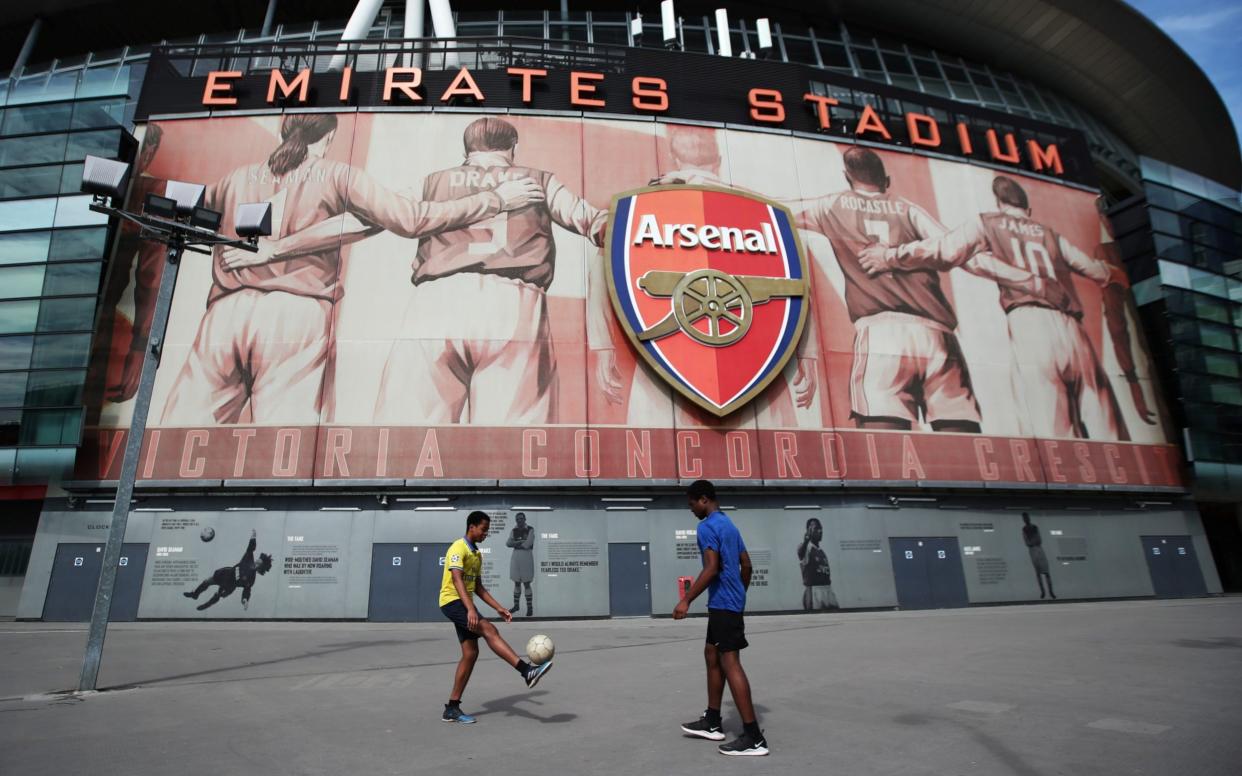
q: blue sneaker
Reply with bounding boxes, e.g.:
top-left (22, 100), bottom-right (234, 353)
top-left (524, 660), bottom-right (553, 689)
top-left (441, 705), bottom-right (476, 724)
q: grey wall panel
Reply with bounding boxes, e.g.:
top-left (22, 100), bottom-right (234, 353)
top-left (648, 509), bottom-right (711, 617)
top-left (824, 507), bottom-right (899, 609)
top-left (530, 509), bottom-right (609, 618)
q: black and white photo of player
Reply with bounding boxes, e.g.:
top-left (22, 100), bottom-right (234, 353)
top-left (797, 518), bottom-right (839, 610)
top-left (506, 512), bottom-right (535, 616)
top-left (183, 529), bottom-right (273, 611)
top-left (1021, 513), bottom-right (1056, 600)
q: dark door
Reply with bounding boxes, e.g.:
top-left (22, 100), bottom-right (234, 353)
top-left (925, 538), bottom-right (969, 608)
top-left (1142, 536), bottom-right (1207, 597)
top-left (43, 543), bottom-right (148, 622)
top-left (889, 538), bottom-right (934, 610)
top-left (608, 543), bottom-right (652, 616)
top-left (416, 543), bottom-right (452, 622)
top-left (368, 543), bottom-right (451, 621)
top-left (369, 543), bottom-right (421, 622)
top-left (889, 537), bottom-right (969, 610)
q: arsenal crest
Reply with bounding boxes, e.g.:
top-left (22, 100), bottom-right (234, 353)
top-left (605, 185), bottom-right (810, 416)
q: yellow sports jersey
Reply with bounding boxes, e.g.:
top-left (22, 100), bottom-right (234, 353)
top-left (438, 538), bottom-right (482, 607)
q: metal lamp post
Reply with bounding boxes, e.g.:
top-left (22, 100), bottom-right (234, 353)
top-left (76, 155), bottom-right (272, 692)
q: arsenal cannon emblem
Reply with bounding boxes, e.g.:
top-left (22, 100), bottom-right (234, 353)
top-left (605, 185), bottom-right (810, 416)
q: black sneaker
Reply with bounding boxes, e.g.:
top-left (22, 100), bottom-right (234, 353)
top-left (681, 712), bottom-right (725, 741)
top-left (524, 660), bottom-right (552, 688)
top-left (718, 731), bottom-right (769, 756)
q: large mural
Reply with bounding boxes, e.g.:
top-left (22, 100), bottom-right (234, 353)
top-left (75, 112), bottom-right (1181, 487)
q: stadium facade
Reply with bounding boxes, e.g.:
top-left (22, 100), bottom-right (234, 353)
top-left (0, 1), bottom-right (1238, 621)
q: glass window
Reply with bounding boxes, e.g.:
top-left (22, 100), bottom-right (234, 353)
top-left (59, 162), bottom-right (84, 194)
top-left (782, 36), bottom-right (818, 65)
top-left (49, 227), bottom-right (108, 261)
top-left (0, 231), bottom-right (51, 265)
top-left (0, 133), bottom-right (68, 167)
top-left (0, 102), bottom-right (73, 136)
top-left (590, 23), bottom-right (629, 46)
top-left (0, 265), bottom-right (46, 299)
top-left (0, 300), bottom-right (39, 334)
top-left (0, 410), bottom-right (18, 446)
top-left (24, 369), bottom-right (86, 407)
top-left (77, 67), bottom-right (132, 100)
top-left (1204, 350), bottom-right (1241, 378)
top-left (19, 407), bottom-right (82, 446)
top-left (0, 165), bottom-right (64, 199)
top-left (0, 371), bottom-right (27, 407)
top-left (819, 43), bottom-right (852, 72)
top-left (30, 333), bottom-right (91, 368)
top-left (549, 23), bottom-right (589, 43)
top-left (0, 335), bottom-right (34, 370)
top-left (54, 195), bottom-right (109, 228)
top-left (64, 129), bottom-right (123, 163)
top-left (42, 262), bottom-right (101, 296)
top-left (0, 198), bottom-right (57, 232)
top-left (37, 297), bottom-right (96, 332)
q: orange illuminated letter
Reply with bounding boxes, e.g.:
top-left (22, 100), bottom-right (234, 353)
top-left (383, 67), bottom-right (423, 102)
top-left (956, 122), bottom-right (973, 154)
top-left (905, 112), bottom-right (941, 148)
top-left (507, 67), bottom-right (547, 103)
top-left (440, 67), bottom-right (485, 102)
top-left (1027, 140), bottom-right (1064, 175)
top-left (632, 77), bottom-right (669, 112)
top-left (571, 71), bottom-right (606, 107)
top-left (854, 104), bottom-right (892, 140)
top-left (987, 129), bottom-right (1020, 163)
top-left (266, 68), bottom-right (310, 103)
top-left (748, 88), bottom-right (785, 123)
top-left (202, 70), bottom-right (241, 106)
top-left (803, 93), bottom-right (838, 129)
top-left (339, 67), bottom-right (353, 102)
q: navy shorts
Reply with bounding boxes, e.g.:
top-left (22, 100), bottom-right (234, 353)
top-left (706, 608), bottom-right (748, 652)
top-left (441, 600), bottom-right (480, 642)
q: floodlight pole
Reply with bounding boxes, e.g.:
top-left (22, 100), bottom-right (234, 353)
top-left (78, 206), bottom-right (257, 692)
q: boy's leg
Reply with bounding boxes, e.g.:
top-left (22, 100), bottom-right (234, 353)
top-left (719, 651), bottom-right (757, 724)
top-left (476, 619), bottom-right (521, 666)
top-left (450, 639), bottom-right (480, 702)
top-left (705, 643), bottom-right (725, 712)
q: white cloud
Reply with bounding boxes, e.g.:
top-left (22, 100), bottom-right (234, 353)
top-left (1157, 5), bottom-right (1242, 32)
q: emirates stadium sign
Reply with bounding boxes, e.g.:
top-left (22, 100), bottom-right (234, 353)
top-left (606, 186), bottom-right (809, 416)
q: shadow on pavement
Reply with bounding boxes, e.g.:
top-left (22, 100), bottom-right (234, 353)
top-left (477, 689), bottom-right (577, 724)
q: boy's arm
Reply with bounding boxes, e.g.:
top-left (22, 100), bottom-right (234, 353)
top-left (860, 216), bottom-right (990, 275)
top-left (473, 581), bottom-right (514, 622)
top-left (673, 549), bottom-right (720, 618)
top-left (546, 174), bottom-right (609, 246)
top-left (221, 214), bottom-right (382, 271)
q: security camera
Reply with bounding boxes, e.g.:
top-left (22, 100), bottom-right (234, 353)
top-left (888, 495), bottom-right (899, 506)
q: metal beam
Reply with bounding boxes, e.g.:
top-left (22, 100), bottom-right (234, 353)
top-left (78, 239), bottom-right (182, 691)
top-left (260, 0), bottom-right (278, 37)
top-left (327, 0), bottom-right (385, 72)
top-left (404, 0), bottom-right (425, 69)
top-left (11, 16), bottom-right (42, 76)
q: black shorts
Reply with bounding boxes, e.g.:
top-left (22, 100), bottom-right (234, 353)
top-left (441, 600), bottom-right (480, 642)
top-left (706, 608), bottom-right (748, 652)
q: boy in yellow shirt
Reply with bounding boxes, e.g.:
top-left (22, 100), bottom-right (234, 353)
top-left (440, 511), bottom-right (553, 723)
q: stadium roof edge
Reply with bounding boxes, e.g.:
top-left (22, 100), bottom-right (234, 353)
top-left (1, 0), bottom-right (1237, 188)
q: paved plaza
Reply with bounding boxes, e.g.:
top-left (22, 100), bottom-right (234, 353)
top-left (2, 598), bottom-right (1240, 775)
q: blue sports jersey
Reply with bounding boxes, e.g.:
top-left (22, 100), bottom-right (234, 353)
top-left (697, 511), bottom-right (748, 612)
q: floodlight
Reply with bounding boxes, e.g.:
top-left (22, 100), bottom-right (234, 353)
top-left (164, 180), bottom-right (206, 218)
top-left (234, 202), bottom-right (273, 238)
top-left (714, 9), bottom-right (732, 57)
top-left (143, 193), bottom-right (178, 220)
top-left (630, 13), bottom-right (643, 45)
top-left (756, 18), bottom-right (773, 56)
top-left (661, 2), bottom-right (676, 45)
top-left (190, 206), bottom-right (223, 232)
top-left (80, 155), bottom-right (131, 202)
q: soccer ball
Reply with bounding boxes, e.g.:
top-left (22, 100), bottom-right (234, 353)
top-left (200, 526), bottom-right (215, 542)
top-left (526, 634), bottom-right (555, 665)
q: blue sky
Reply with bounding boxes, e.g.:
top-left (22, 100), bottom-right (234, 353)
top-left (1127, 0), bottom-right (1242, 152)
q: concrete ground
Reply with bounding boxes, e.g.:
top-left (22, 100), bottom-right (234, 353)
top-left (1, 598), bottom-right (1240, 775)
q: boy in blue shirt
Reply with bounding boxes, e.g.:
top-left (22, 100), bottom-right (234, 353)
top-left (673, 479), bottom-right (768, 756)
